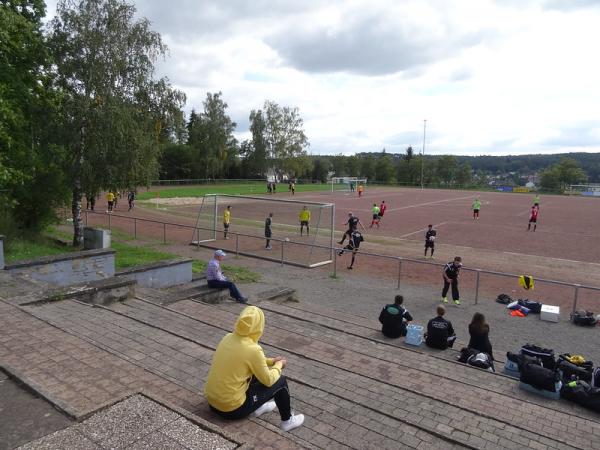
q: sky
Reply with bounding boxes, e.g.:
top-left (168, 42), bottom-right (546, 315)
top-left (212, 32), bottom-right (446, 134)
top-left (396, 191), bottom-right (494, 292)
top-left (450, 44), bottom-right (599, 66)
top-left (43, 0), bottom-right (600, 156)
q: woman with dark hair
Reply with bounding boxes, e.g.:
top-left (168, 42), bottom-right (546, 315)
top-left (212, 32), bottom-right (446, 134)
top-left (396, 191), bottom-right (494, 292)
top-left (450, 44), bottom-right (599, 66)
top-left (468, 313), bottom-right (494, 360)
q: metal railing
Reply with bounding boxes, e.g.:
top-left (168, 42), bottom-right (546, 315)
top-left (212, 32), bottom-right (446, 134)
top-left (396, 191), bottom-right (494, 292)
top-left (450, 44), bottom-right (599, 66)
top-left (84, 210), bottom-right (600, 313)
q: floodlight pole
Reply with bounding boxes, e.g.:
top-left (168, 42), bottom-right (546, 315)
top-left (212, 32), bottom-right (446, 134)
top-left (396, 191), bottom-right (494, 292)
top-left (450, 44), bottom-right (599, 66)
top-left (421, 119), bottom-right (427, 189)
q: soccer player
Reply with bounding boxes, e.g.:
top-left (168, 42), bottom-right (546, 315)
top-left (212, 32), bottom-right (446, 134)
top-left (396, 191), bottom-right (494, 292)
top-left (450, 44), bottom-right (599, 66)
top-left (378, 200), bottom-right (387, 223)
top-left (472, 198), bottom-right (481, 220)
top-left (338, 229), bottom-right (363, 269)
top-left (527, 205), bottom-right (538, 231)
top-left (223, 205), bottom-right (232, 239)
top-left (127, 190), bottom-right (135, 211)
top-left (442, 256), bottom-right (462, 305)
top-left (106, 191), bottom-right (115, 213)
top-left (357, 184), bottom-right (364, 197)
top-left (291, 182), bottom-right (295, 196)
top-left (370, 203), bottom-right (380, 228)
top-left (533, 194), bottom-right (540, 208)
top-left (338, 212), bottom-right (365, 245)
top-left (424, 224), bottom-right (437, 258)
top-left (265, 212), bottom-right (273, 250)
top-left (299, 206), bottom-right (310, 236)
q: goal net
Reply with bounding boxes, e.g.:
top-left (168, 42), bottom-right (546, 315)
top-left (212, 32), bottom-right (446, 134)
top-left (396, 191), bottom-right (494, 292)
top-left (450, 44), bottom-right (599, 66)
top-left (190, 194), bottom-right (335, 268)
top-left (569, 184), bottom-right (600, 197)
top-left (330, 177), bottom-right (367, 193)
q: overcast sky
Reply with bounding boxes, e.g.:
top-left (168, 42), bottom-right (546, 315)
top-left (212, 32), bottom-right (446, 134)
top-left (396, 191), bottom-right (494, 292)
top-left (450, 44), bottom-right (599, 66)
top-left (44, 0), bottom-right (600, 156)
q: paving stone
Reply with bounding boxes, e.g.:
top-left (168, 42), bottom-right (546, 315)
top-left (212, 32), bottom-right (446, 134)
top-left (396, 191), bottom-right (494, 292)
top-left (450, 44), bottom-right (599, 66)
top-left (16, 427), bottom-right (101, 450)
top-left (160, 417), bottom-right (237, 450)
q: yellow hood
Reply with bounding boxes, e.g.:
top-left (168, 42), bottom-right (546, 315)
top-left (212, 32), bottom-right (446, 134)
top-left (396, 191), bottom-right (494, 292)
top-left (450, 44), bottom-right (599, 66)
top-left (234, 306), bottom-right (264, 342)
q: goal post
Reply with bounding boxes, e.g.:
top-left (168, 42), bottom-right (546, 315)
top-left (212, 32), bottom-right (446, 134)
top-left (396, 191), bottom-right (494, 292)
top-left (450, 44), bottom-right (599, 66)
top-left (330, 177), bottom-right (367, 193)
top-left (569, 184), bottom-right (600, 196)
top-left (190, 194), bottom-right (335, 268)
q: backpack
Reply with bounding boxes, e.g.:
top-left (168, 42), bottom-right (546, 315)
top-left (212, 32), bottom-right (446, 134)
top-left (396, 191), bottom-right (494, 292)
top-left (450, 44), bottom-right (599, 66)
top-left (496, 294), bottom-right (512, 305)
top-left (520, 362), bottom-right (559, 392)
top-left (518, 299), bottom-right (542, 314)
top-left (521, 344), bottom-right (556, 370)
top-left (571, 310), bottom-right (597, 326)
top-left (458, 347), bottom-right (478, 363)
top-left (560, 380), bottom-right (600, 412)
top-left (467, 352), bottom-right (494, 372)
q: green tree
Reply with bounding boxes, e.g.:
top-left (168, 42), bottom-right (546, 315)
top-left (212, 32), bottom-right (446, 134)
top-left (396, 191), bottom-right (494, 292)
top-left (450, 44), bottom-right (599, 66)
top-left (455, 163), bottom-right (472, 187)
top-left (360, 155), bottom-right (376, 180)
top-left (375, 154), bottom-right (396, 183)
top-left (311, 158), bottom-right (328, 182)
top-left (245, 109), bottom-right (268, 177)
top-left (187, 92), bottom-right (236, 179)
top-left (540, 157), bottom-right (587, 191)
top-left (436, 155), bottom-right (458, 185)
top-left (330, 154), bottom-right (346, 177)
top-left (345, 155), bottom-right (360, 177)
top-left (0, 0), bottom-right (69, 231)
top-left (49, 0), bottom-right (185, 244)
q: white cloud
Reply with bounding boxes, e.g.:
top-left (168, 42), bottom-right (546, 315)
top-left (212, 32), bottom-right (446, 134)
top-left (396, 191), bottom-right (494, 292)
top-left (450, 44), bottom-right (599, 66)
top-left (43, 0), bottom-right (600, 155)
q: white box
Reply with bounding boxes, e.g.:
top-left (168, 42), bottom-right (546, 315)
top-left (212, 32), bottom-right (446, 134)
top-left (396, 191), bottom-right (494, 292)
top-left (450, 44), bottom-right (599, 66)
top-left (540, 304), bottom-right (560, 322)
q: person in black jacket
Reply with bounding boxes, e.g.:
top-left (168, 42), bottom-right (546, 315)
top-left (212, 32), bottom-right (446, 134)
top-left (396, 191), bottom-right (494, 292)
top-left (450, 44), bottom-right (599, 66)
top-left (468, 312), bottom-right (494, 360)
top-left (441, 256), bottom-right (462, 305)
top-left (425, 305), bottom-right (457, 349)
top-left (379, 295), bottom-right (413, 338)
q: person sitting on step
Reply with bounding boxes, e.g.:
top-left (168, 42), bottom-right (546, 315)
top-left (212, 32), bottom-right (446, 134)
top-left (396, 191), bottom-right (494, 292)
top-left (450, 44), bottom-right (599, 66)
top-left (204, 305), bottom-right (304, 432)
top-left (379, 295), bottom-right (413, 338)
top-left (425, 305), bottom-right (457, 350)
top-left (206, 249), bottom-right (248, 304)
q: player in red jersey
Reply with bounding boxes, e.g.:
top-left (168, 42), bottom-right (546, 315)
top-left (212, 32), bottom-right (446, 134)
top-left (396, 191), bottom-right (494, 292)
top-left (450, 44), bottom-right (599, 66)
top-left (378, 200), bottom-right (387, 224)
top-left (527, 206), bottom-right (539, 231)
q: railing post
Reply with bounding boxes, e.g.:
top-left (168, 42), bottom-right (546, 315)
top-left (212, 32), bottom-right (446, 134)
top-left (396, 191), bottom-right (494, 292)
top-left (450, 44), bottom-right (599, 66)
top-left (196, 228), bottom-right (200, 249)
top-left (134, 219), bottom-right (137, 239)
top-left (397, 258), bottom-right (402, 289)
top-left (163, 223), bottom-right (166, 244)
top-left (235, 233), bottom-right (239, 256)
top-left (572, 285), bottom-right (580, 314)
top-left (333, 247), bottom-right (337, 277)
top-left (475, 269), bottom-right (481, 305)
top-left (281, 240), bottom-right (284, 266)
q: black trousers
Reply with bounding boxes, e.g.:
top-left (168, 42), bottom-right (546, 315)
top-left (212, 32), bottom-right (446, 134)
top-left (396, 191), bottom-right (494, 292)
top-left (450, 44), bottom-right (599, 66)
top-left (442, 278), bottom-right (459, 300)
top-left (211, 376), bottom-right (291, 421)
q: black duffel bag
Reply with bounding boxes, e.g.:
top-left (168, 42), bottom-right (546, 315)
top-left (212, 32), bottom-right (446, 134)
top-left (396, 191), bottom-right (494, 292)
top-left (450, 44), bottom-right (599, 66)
top-left (518, 299), bottom-right (542, 314)
top-left (521, 344), bottom-right (556, 370)
top-left (467, 352), bottom-right (494, 372)
top-left (496, 294), bottom-right (512, 305)
top-left (520, 362), bottom-right (559, 392)
top-left (571, 310), bottom-right (597, 326)
top-left (561, 380), bottom-right (600, 412)
top-left (557, 359), bottom-right (593, 383)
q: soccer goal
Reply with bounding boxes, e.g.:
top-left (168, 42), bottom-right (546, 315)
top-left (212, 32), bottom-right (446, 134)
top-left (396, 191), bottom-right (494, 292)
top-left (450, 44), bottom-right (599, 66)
top-left (330, 177), bottom-right (367, 193)
top-left (190, 194), bottom-right (335, 268)
top-left (569, 184), bottom-right (600, 197)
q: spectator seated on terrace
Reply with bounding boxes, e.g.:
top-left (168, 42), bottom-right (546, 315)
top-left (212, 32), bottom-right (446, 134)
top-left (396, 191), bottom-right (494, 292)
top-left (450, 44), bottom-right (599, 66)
top-left (425, 305), bottom-right (457, 350)
top-left (206, 250), bottom-right (248, 304)
top-left (379, 295), bottom-right (413, 338)
top-left (204, 305), bottom-right (304, 432)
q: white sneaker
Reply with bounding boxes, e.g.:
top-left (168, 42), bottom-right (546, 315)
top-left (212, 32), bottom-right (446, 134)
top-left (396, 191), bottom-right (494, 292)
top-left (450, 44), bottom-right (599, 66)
top-left (253, 400), bottom-right (276, 417)
top-left (281, 413), bottom-right (304, 432)
top-left (266, 246), bottom-right (272, 250)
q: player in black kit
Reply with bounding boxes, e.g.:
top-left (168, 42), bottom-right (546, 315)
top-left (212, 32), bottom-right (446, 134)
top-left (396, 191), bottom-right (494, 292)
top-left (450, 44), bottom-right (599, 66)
top-left (424, 224), bottom-right (436, 258)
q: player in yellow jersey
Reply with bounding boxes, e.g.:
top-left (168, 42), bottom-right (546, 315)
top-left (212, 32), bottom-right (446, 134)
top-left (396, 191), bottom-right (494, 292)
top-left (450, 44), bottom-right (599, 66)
top-left (223, 205), bottom-right (232, 239)
top-left (299, 206), bottom-right (311, 236)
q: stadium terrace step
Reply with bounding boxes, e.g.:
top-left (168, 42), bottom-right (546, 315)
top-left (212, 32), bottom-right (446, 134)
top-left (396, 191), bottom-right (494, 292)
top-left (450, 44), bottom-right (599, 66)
top-left (137, 279), bottom-right (229, 305)
top-left (17, 293), bottom-right (600, 450)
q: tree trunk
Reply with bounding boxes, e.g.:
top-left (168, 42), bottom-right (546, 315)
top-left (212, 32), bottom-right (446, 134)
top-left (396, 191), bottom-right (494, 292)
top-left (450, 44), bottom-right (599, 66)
top-left (72, 183), bottom-right (83, 247)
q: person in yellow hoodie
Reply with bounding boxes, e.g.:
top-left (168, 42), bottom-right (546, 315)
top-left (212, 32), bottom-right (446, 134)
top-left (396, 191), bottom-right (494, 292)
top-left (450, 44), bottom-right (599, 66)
top-left (204, 306), bottom-right (304, 432)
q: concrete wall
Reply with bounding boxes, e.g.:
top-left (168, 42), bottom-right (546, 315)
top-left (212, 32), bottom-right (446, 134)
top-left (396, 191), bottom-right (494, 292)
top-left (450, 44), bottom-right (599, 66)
top-left (117, 258), bottom-right (192, 289)
top-left (6, 249), bottom-right (115, 287)
top-left (0, 235), bottom-right (4, 270)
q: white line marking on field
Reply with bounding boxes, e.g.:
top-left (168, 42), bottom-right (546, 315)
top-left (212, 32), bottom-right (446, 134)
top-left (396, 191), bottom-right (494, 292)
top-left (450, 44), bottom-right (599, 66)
top-left (502, 251), bottom-right (600, 266)
top-left (386, 195), bottom-right (474, 212)
top-left (400, 222), bottom-right (449, 238)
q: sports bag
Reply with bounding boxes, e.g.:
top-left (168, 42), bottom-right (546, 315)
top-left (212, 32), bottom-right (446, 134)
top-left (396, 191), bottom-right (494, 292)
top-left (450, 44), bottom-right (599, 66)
top-left (560, 380), bottom-right (600, 412)
top-left (496, 294), bottom-right (512, 305)
top-left (593, 367), bottom-right (600, 388)
top-left (571, 310), bottom-right (597, 326)
top-left (520, 363), bottom-right (559, 392)
top-left (521, 344), bottom-right (556, 370)
top-left (518, 299), bottom-right (542, 314)
top-left (467, 352), bottom-right (494, 372)
top-left (457, 347), bottom-right (478, 363)
top-left (557, 359), bottom-right (593, 383)
top-left (507, 352), bottom-right (541, 371)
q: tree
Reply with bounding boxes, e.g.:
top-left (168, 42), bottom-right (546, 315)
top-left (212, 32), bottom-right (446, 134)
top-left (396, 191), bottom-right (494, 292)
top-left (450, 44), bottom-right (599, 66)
top-left (311, 158), bottom-right (328, 182)
top-left (246, 109), bottom-right (268, 177)
top-left (437, 155), bottom-right (458, 185)
top-left (263, 100), bottom-right (309, 177)
top-left (330, 154), bottom-right (346, 177)
top-left (49, 0), bottom-right (185, 245)
top-left (540, 157), bottom-right (587, 191)
top-left (375, 154), bottom-right (396, 183)
top-left (0, 0), bottom-right (70, 231)
top-left (360, 155), bottom-right (376, 180)
top-left (404, 146), bottom-right (414, 184)
top-left (187, 92), bottom-right (236, 179)
top-left (455, 163), bottom-right (472, 187)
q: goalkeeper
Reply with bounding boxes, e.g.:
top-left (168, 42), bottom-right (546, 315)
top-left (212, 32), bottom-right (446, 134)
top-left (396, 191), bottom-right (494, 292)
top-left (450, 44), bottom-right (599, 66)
top-left (299, 206), bottom-right (311, 236)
